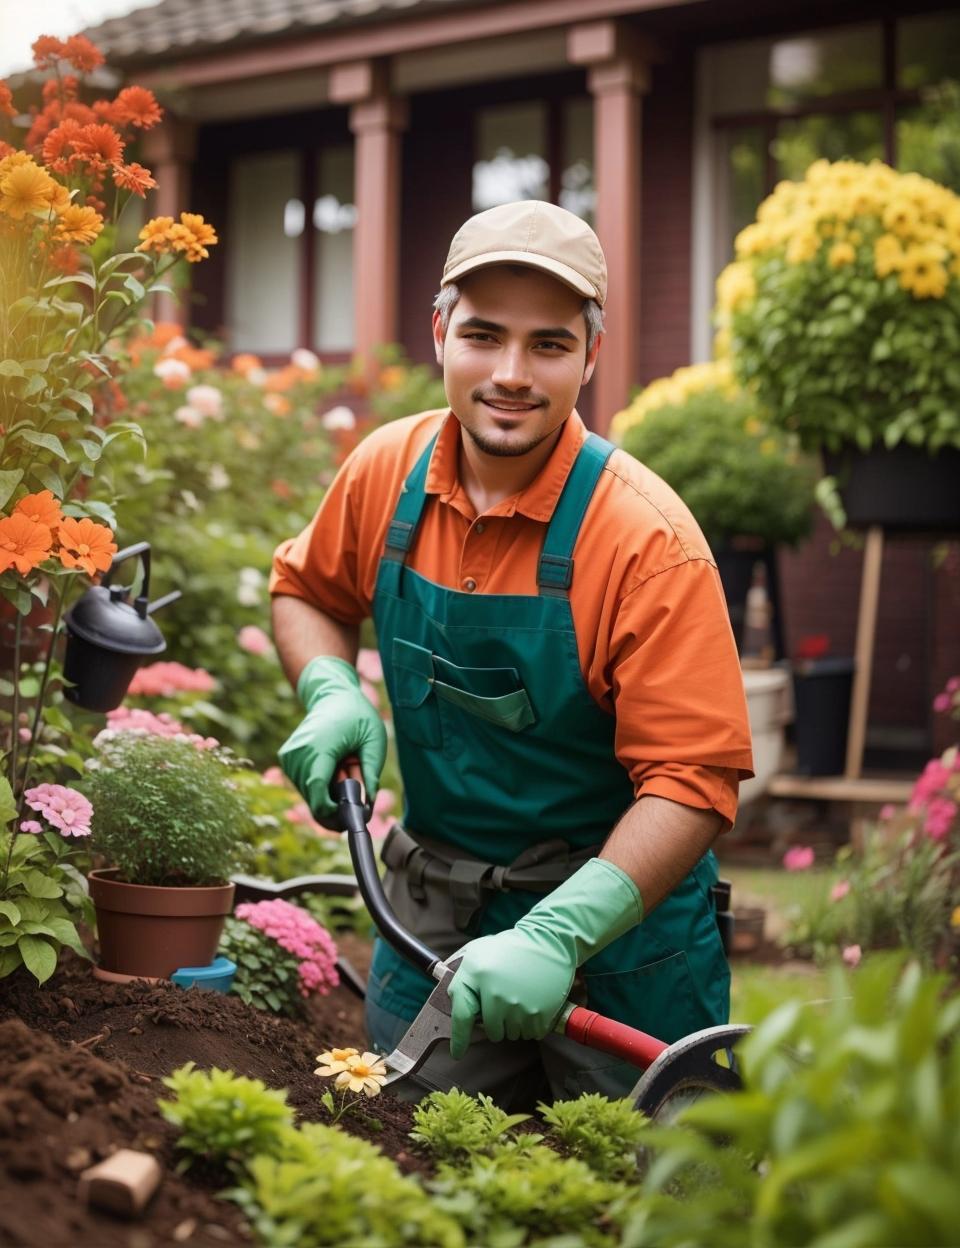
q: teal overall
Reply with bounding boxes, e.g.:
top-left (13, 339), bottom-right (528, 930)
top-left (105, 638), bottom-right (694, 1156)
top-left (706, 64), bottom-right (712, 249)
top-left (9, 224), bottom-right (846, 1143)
top-left (366, 429), bottom-right (729, 1093)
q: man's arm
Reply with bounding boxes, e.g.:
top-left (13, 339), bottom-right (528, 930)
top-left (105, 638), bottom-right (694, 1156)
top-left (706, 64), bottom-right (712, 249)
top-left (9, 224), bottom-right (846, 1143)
top-left (271, 593), bottom-right (360, 689)
top-left (600, 795), bottom-right (723, 917)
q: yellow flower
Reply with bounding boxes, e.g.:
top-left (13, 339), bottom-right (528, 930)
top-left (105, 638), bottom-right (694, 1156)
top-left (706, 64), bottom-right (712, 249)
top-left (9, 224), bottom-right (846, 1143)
top-left (883, 198), bottom-right (920, 239)
top-left (874, 233), bottom-right (904, 279)
top-left (54, 203), bottom-right (103, 245)
top-left (334, 1052), bottom-right (388, 1097)
top-left (0, 150), bottom-right (33, 179)
top-left (734, 222), bottom-right (769, 259)
top-left (175, 211), bottom-right (218, 262)
top-left (315, 1045), bottom-right (360, 1076)
top-left (136, 215), bottom-right (175, 254)
top-left (0, 160), bottom-right (56, 219)
top-left (951, 906), bottom-right (960, 930)
top-left (786, 230), bottom-right (819, 264)
top-left (716, 262), bottom-right (756, 314)
top-left (899, 242), bottom-right (948, 299)
top-left (829, 241), bottom-right (856, 268)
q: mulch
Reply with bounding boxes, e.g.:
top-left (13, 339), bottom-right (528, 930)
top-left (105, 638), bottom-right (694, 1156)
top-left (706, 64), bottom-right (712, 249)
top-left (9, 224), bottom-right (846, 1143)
top-left (0, 934), bottom-right (424, 1248)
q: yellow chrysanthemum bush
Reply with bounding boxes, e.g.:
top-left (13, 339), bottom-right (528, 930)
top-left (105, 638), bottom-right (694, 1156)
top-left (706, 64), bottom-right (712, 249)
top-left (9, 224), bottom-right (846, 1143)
top-left (718, 158), bottom-right (960, 454)
top-left (0, 35), bottom-right (217, 985)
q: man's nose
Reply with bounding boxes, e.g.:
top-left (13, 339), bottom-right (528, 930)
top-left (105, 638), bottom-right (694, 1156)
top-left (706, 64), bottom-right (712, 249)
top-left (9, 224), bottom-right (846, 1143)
top-left (491, 344), bottom-right (533, 391)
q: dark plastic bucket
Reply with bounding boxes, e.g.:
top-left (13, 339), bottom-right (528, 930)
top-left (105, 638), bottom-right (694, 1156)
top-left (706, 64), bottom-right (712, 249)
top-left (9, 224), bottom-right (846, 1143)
top-left (791, 657), bottom-right (855, 776)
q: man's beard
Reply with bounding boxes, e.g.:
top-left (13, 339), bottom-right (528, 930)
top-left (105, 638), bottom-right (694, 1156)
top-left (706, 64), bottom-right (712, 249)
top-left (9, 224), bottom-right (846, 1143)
top-left (463, 424), bottom-right (554, 458)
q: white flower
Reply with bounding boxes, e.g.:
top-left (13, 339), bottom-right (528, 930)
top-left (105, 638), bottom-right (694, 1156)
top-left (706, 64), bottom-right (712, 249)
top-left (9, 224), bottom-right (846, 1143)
top-left (291, 348), bottom-right (321, 373)
top-left (207, 464), bottom-right (231, 490)
top-left (154, 358), bottom-right (191, 388)
top-left (237, 567), bottom-right (264, 606)
top-left (186, 384), bottom-right (224, 419)
top-left (246, 367), bottom-right (268, 386)
top-left (180, 489), bottom-right (201, 511)
top-left (175, 405), bottom-right (204, 428)
top-left (161, 335), bottom-right (189, 355)
top-left (321, 405), bottom-right (356, 431)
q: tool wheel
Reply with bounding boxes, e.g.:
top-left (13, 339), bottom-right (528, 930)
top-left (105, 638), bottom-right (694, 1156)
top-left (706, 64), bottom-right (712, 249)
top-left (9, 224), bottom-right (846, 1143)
top-left (630, 1024), bottom-right (751, 1121)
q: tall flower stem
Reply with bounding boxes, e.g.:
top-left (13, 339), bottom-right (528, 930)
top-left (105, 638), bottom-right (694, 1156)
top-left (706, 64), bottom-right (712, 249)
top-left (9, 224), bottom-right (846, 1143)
top-left (17, 581), bottom-right (68, 810)
top-left (9, 612), bottom-right (21, 800)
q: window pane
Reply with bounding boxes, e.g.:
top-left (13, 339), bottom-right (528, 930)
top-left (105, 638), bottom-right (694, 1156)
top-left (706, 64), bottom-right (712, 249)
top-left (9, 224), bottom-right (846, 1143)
top-left (473, 102), bottom-right (548, 210)
top-left (898, 13), bottom-right (960, 89)
top-left (896, 90), bottom-right (960, 194)
top-left (227, 151), bottom-right (300, 353)
top-left (312, 146), bottom-right (356, 353)
top-left (714, 126), bottom-right (767, 269)
top-left (560, 97), bottom-right (595, 223)
top-left (706, 25), bottom-right (883, 115)
top-left (773, 112), bottom-right (884, 181)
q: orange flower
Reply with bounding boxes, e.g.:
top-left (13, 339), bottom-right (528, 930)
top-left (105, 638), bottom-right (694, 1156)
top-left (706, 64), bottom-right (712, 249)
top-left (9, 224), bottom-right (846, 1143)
top-left (42, 119), bottom-right (83, 171)
top-left (57, 517), bottom-right (117, 576)
top-left (0, 83), bottom-right (15, 120)
top-left (170, 344), bottom-right (216, 370)
top-left (50, 243), bottom-right (81, 274)
top-left (55, 202), bottom-right (103, 245)
top-left (0, 513), bottom-right (52, 575)
top-left (62, 35), bottom-right (104, 73)
top-left (112, 161), bottom-right (156, 196)
top-left (0, 161), bottom-right (57, 219)
top-left (0, 142), bottom-right (15, 161)
top-left (232, 353), bottom-right (262, 376)
top-left (32, 36), bottom-right (66, 69)
top-left (113, 86), bottom-right (162, 130)
top-left (91, 98), bottom-right (122, 126)
top-left (136, 215), bottom-right (175, 254)
top-left (73, 123), bottom-right (124, 169)
top-left (14, 490), bottom-right (63, 531)
top-left (174, 211), bottom-right (218, 262)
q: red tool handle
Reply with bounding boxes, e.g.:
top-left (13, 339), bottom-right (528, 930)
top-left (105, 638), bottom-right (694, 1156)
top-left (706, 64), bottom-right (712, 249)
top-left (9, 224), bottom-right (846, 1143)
top-left (563, 1005), bottom-right (669, 1070)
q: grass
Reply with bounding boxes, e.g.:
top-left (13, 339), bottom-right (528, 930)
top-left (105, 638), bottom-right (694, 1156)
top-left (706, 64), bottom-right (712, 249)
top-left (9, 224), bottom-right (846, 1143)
top-left (730, 960), bottom-right (833, 1024)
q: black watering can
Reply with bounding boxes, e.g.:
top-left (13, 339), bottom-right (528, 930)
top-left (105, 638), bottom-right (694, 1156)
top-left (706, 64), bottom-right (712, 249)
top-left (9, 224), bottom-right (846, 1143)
top-left (63, 542), bottom-right (182, 712)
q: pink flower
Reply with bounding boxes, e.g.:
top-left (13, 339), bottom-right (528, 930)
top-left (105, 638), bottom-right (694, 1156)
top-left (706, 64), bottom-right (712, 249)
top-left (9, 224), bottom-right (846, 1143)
top-left (356, 649), bottom-right (383, 683)
top-left (23, 784), bottom-right (93, 838)
top-left (20, 820), bottom-right (43, 834)
top-left (234, 899), bottom-right (339, 998)
top-left (830, 879), bottom-right (851, 902)
top-left (174, 405), bottom-right (204, 428)
top-left (127, 661), bottom-right (216, 697)
top-left (101, 706), bottom-right (219, 749)
top-left (933, 693), bottom-right (951, 713)
top-left (879, 804), bottom-right (897, 821)
top-left (842, 944), bottom-right (862, 968)
top-left (783, 846), bottom-right (815, 871)
top-left (910, 759), bottom-right (951, 810)
top-left (261, 766), bottom-right (286, 786)
top-left (186, 383), bottom-right (223, 419)
top-left (18, 728), bottom-right (31, 743)
top-left (238, 625), bottom-right (272, 656)
top-left (153, 357), bottom-right (191, 389)
top-left (923, 797), bottom-right (957, 842)
top-left (947, 677), bottom-right (960, 694)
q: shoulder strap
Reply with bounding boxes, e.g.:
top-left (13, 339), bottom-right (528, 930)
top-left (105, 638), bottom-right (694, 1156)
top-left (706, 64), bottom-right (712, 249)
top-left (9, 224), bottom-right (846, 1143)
top-left (382, 433), bottom-right (438, 564)
top-left (538, 433), bottom-right (616, 597)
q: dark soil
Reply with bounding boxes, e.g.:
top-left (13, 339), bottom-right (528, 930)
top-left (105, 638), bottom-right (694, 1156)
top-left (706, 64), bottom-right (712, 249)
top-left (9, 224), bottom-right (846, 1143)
top-left (0, 933), bottom-right (424, 1248)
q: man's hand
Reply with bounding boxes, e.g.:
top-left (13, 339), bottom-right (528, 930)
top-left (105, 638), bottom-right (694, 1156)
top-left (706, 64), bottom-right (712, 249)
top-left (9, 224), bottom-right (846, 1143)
top-left (447, 858), bottom-right (644, 1059)
top-left (278, 656), bottom-right (386, 818)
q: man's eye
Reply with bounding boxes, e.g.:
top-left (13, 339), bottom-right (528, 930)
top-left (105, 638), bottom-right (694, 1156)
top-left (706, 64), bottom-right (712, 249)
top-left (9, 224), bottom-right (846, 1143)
top-left (535, 341), bottom-right (567, 351)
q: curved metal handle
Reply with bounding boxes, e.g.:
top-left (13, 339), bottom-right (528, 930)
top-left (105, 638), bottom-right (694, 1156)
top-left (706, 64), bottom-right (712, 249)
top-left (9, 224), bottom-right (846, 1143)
top-left (102, 542), bottom-right (152, 618)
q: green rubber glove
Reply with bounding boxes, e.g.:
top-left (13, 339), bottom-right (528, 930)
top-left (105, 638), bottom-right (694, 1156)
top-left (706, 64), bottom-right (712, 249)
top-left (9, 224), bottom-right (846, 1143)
top-left (447, 857), bottom-right (644, 1059)
top-left (278, 655), bottom-right (387, 819)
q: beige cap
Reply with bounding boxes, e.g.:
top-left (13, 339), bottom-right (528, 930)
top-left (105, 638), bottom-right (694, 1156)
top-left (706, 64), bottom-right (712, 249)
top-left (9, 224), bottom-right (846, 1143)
top-left (442, 200), bottom-right (607, 307)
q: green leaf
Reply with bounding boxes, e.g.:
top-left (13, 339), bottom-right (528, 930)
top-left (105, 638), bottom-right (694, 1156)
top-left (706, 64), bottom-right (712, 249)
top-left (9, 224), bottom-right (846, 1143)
top-left (17, 935), bottom-right (57, 983)
top-left (0, 901), bottom-right (22, 926)
top-left (22, 373), bottom-right (48, 399)
top-left (63, 389), bottom-right (94, 416)
top-left (77, 439), bottom-right (102, 462)
top-left (123, 273), bottom-right (146, 301)
top-left (23, 869), bottom-right (64, 900)
top-left (0, 360), bottom-right (26, 378)
top-left (17, 429), bottom-right (69, 462)
top-left (17, 675), bottom-right (40, 697)
top-left (29, 464), bottom-right (65, 497)
top-left (0, 469), bottom-right (23, 510)
top-left (0, 947), bottom-right (23, 977)
top-left (45, 271), bottom-right (96, 290)
top-left (0, 776), bottom-right (17, 826)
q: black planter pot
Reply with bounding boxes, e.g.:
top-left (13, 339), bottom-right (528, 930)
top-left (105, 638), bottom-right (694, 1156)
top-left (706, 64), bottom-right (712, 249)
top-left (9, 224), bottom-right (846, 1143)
top-left (823, 445), bottom-right (960, 532)
top-left (791, 657), bottom-right (855, 776)
top-left (713, 542), bottom-right (785, 661)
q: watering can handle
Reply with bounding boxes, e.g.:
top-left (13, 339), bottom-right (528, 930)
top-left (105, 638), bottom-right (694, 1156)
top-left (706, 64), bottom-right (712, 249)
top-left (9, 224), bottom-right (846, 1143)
top-left (102, 541), bottom-right (152, 591)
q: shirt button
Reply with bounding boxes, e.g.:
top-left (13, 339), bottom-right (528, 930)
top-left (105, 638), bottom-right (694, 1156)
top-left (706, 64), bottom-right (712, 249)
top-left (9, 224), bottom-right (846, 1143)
top-left (463, 577), bottom-right (477, 592)
top-left (475, 522), bottom-right (485, 534)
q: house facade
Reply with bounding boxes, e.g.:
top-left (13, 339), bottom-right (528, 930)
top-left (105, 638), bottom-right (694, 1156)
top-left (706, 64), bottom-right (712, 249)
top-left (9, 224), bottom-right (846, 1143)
top-left (88, 0), bottom-right (960, 765)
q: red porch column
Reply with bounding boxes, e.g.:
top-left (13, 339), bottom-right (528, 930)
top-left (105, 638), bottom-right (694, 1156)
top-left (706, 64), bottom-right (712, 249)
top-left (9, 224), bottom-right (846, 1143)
top-left (142, 116), bottom-right (197, 327)
top-left (568, 22), bottom-right (654, 433)
top-left (331, 60), bottom-right (408, 381)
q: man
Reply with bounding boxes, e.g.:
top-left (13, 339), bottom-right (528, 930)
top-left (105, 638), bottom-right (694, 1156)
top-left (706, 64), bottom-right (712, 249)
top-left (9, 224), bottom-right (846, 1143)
top-left (270, 199), bottom-right (753, 1107)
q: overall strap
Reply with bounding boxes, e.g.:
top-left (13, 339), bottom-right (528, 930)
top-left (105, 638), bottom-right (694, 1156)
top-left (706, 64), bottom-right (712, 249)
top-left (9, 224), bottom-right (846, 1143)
top-left (538, 433), bottom-right (617, 597)
top-left (382, 433), bottom-right (438, 565)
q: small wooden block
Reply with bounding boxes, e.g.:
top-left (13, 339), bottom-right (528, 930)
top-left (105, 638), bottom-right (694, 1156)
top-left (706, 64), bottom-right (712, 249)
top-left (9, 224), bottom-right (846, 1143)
top-left (79, 1149), bottom-right (162, 1218)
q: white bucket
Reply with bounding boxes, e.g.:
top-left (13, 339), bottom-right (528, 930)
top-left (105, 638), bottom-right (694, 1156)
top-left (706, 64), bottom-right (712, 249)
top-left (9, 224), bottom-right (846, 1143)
top-left (739, 667), bottom-right (792, 806)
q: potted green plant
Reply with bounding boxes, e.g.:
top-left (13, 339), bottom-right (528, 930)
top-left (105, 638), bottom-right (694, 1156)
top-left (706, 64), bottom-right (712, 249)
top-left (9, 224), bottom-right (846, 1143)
top-left (83, 729), bottom-right (255, 980)
top-left (717, 158), bottom-right (960, 530)
top-left (612, 365), bottom-right (818, 654)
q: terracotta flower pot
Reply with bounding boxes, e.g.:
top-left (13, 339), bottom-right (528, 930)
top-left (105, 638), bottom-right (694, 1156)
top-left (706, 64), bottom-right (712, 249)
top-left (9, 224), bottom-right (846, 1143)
top-left (88, 868), bottom-right (235, 979)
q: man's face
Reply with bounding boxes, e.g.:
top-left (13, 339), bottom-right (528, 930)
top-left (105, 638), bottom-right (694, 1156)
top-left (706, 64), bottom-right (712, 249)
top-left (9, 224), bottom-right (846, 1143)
top-left (432, 265), bottom-right (600, 459)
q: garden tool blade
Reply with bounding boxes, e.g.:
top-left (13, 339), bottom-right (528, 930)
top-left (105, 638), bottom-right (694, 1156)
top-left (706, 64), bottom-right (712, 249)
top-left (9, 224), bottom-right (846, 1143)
top-left (381, 962), bottom-right (458, 1086)
top-left (630, 1023), bottom-right (751, 1122)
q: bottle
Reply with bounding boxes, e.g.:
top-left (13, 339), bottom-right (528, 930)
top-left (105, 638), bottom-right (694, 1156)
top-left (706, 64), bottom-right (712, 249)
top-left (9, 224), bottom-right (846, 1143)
top-left (741, 561), bottom-right (774, 668)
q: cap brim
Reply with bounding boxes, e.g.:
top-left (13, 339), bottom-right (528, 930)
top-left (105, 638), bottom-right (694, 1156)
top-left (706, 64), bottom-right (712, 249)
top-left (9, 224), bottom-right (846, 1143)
top-left (443, 250), bottom-right (600, 302)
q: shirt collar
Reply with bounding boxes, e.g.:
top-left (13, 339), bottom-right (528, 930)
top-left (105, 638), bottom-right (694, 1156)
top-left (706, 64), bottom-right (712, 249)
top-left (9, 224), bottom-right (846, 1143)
top-left (425, 409), bottom-right (588, 522)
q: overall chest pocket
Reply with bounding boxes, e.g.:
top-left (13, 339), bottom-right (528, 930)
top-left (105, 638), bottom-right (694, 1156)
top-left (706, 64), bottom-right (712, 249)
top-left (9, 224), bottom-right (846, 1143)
top-left (391, 637), bottom-right (536, 751)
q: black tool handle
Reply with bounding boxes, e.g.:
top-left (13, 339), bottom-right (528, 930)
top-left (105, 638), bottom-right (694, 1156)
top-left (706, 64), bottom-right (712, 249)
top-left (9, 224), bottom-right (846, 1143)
top-left (332, 776), bottom-right (442, 979)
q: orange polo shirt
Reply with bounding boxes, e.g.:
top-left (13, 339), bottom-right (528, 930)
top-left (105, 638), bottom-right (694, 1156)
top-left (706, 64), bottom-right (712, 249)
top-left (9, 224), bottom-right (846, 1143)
top-left (271, 408), bottom-right (754, 827)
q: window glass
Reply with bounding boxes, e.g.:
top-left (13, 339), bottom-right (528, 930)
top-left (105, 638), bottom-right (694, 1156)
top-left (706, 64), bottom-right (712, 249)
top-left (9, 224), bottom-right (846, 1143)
top-left (898, 12), bottom-right (960, 89)
top-left (713, 126), bottom-right (767, 270)
top-left (227, 151), bottom-right (300, 353)
top-left (896, 88), bottom-right (960, 194)
top-left (560, 97), bottom-right (595, 223)
top-left (773, 112), bottom-right (884, 181)
top-left (312, 146), bottom-right (356, 353)
top-left (472, 102), bottom-right (548, 210)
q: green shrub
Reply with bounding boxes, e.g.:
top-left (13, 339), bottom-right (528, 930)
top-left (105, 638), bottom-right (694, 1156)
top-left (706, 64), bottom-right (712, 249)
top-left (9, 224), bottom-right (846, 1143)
top-left (158, 1063), bottom-right (294, 1172)
top-left (539, 1093), bottom-right (650, 1180)
top-left (618, 388), bottom-right (817, 547)
top-left (218, 914), bottom-right (303, 1015)
top-left (84, 733), bottom-right (254, 885)
top-left (622, 956), bottom-right (960, 1247)
top-left (409, 1089), bottom-right (531, 1163)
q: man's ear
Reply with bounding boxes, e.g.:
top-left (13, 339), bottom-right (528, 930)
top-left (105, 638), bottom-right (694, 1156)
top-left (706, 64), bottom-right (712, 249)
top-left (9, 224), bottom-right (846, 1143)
top-left (431, 310), bottom-right (445, 367)
top-left (581, 332), bottom-right (602, 386)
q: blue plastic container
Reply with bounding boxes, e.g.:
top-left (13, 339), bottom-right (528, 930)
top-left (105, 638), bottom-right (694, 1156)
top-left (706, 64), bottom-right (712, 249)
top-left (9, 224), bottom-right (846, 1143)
top-left (171, 955), bottom-right (237, 993)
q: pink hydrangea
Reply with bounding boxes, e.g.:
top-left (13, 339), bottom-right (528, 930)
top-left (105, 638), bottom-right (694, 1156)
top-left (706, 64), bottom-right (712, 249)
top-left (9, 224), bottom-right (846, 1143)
top-left (238, 625), bottom-right (272, 656)
top-left (234, 899), bottom-right (339, 998)
top-left (24, 784), bottom-right (93, 838)
top-left (783, 846), bottom-right (815, 871)
top-left (101, 706), bottom-right (219, 750)
top-left (127, 662), bottom-right (217, 697)
top-left (923, 797), bottom-right (957, 842)
top-left (909, 758), bottom-right (952, 811)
